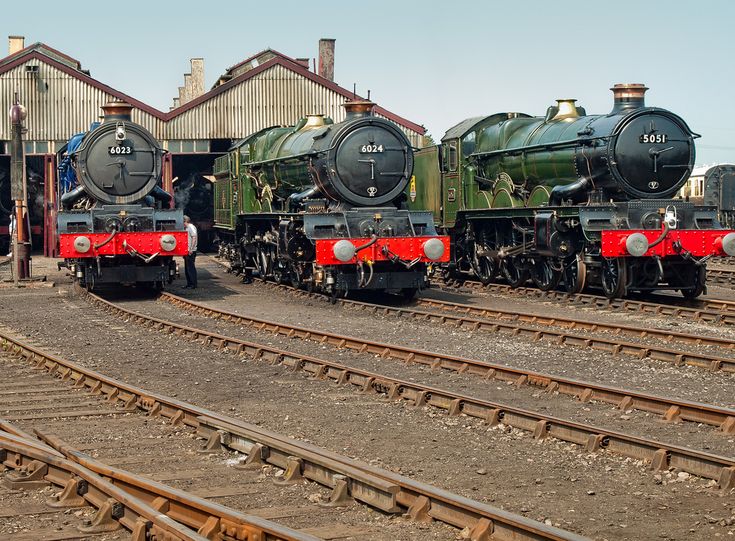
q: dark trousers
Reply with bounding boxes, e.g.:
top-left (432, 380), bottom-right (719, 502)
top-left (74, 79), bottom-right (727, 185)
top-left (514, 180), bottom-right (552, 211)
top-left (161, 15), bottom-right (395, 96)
top-left (184, 252), bottom-right (197, 287)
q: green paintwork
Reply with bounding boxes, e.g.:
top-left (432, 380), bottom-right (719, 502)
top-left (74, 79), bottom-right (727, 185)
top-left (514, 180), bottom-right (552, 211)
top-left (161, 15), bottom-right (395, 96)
top-left (409, 146), bottom-right (443, 224)
top-left (408, 111), bottom-right (592, 227)
top-left (527, 185), bottom-right (551, 207)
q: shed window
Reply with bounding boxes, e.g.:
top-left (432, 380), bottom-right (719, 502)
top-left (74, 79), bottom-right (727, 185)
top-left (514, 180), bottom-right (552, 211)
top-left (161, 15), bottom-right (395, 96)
top-left (168, 139), bottom-right (210, 154)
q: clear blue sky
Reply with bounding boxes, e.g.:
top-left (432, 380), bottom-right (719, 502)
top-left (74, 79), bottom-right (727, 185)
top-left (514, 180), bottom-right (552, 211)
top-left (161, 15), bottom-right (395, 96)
top-left (4, 0), bottom-right (734, 165)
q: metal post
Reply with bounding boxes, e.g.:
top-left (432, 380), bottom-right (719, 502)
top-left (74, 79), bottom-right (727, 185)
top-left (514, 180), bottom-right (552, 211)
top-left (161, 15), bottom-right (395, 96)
top-left (9, 93), bottom-right (30, 282)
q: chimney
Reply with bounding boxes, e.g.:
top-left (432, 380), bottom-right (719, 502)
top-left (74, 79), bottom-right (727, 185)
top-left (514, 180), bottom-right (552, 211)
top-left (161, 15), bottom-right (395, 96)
top-left (101, 101), bottom-right (133, 122)
top-left (190, 58), bottom-right (204, 99)
top-left (610, 83), bottom-right (648, 113)
top-left (8, 35), bottom-right (25, 55)
top-left (183, 73), bottom-right (192, 104)
top-left (343, 99), bottom-right (375, 120)
top-left (295, 58), bottom-right (310, 69)
top-left (318, 38), bottom-right (335, 81)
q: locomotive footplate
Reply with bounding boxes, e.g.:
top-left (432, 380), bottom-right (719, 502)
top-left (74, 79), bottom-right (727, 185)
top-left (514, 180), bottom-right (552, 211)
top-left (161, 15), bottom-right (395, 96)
top-left (601, 228), bottom-right (735, 258)
top-left (333, 269), bottom-right (428, 291)
top-left (77, 262), bottom-right (173, 285)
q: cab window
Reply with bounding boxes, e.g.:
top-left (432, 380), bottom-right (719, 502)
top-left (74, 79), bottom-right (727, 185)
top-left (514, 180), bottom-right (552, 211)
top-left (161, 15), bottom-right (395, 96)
top-left (447, 141), bottom-right (458, 172)
top-left (462, 131), bottom-right (476, 156)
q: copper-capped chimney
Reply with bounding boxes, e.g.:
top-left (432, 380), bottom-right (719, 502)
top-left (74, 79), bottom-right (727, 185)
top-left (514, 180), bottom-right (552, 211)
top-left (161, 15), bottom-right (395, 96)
top-left (101, 101), bottom-right (133, 122)
top-left (610, 83), bottom-right (648, 113)
top-left (343, 99), bottom-right (375, 120)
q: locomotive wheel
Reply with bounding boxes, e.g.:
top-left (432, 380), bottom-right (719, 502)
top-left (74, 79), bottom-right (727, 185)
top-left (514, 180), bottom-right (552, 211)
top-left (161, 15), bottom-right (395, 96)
top-left (472, 253), bottom-right (498, 286)
top-left (254, 245), bottom-right (270, 279)
top-left (680, 265), bottom-right (706, 300)
top-left (84, 270), bottom-right (96, 292)
top-left (272, 263), bottom-right (287, 285)
top-left (561, 255), bottom-right (587, 294)
top-left (401, 287), bottom-right (418, 301)
top-left (530, 257), bottom-right (562, 291)
top-left (601, 258), bottom-right (627, 299)
top-left (500, 256), bottom-right (529, 288)
top-left (290, 266), bottom-right (302, 289)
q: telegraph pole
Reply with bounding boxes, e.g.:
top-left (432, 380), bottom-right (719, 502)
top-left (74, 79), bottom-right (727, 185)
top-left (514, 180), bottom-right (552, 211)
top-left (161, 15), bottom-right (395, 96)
top-left (9, 93), bottom-right (30, 282)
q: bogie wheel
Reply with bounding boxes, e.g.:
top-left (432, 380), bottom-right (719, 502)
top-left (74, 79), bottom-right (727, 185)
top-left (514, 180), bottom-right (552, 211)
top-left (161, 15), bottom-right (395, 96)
top-left (254, 246), bottom-right (270, 279)
top-left (500, 256), bottom-right (529, 288)
top-left (561, 255), bottom-right (587, 294)
top-left (472, 253), bottom-right (498, 286)
top-left (681, 265), bottom-right (706, 300)
top-left (530, 257), bottom-right (562, 291)
top-left (400, 287), bottom-right (418, 301)
top-left (601, 258), bottom-right (627, 299)
top-left (84, 271), bottom-right (96, 292)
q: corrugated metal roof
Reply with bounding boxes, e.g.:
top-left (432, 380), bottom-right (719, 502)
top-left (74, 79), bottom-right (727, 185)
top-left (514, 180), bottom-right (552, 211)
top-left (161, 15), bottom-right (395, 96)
top-left (0, 44), bottom-right (425, 146)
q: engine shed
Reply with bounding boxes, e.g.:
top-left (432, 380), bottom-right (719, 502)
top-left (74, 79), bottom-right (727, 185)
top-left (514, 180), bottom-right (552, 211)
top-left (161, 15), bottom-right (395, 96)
top-left (0, 36), bottom-right (425, 255)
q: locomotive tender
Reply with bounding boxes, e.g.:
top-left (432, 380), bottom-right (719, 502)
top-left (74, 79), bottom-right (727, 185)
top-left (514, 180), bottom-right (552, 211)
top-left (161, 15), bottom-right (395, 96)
top-left (409, 84), bottom-right (735, 298)
top-left (57, 102), bottom-right (188, 289)
top-left (214, 99), bottom-right (449, 300)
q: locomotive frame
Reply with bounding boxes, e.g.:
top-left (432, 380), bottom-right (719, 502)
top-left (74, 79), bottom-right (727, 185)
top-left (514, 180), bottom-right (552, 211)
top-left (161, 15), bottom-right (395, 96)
top-left (214, 100), bottom-right (449, 300)
top-left (56, 102), bottom-right (188, 290)
top-left (408, 85), bottom-right (735, 298)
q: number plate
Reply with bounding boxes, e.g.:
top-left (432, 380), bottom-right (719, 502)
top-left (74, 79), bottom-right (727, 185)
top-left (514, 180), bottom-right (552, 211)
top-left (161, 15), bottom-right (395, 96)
top-left (360, 144), bottom-right (384, 153)
top-left (639, 134), bottom-right (668, 144)
top-left (108, 145), bottom-right (134, 155)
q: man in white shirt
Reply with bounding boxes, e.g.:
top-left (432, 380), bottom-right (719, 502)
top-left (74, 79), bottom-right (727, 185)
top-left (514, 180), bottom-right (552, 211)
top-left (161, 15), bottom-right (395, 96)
top-left (183, 215), bottom-right (198, 289)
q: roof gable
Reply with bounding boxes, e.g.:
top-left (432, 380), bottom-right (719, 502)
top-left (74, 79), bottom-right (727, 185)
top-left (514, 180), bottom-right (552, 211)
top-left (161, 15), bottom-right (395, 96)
top-left (0, 43), bottom-right (424, 135)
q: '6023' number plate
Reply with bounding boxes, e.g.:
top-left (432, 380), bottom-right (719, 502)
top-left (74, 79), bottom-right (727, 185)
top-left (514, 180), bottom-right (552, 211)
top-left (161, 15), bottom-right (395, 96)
top-left (360, 144), bottom-right (384, 153)
top-left (109, 146), bottom-right (133, 155)
top-left (639, 134), bottom-right (668, 144)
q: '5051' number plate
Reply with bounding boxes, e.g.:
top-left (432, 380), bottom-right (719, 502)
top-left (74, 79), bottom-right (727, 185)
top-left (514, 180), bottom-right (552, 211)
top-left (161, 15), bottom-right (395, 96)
top-left (360, 144), bottom-right (384, 153)
top-left (639, 134), bottom-right (668, 144)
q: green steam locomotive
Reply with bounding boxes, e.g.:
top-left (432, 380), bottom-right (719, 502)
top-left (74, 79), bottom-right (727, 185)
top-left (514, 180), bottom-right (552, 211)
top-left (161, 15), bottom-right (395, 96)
top-left (213, 100), bottom-right (449, 300)
top-left (408, 84), bottom-right (735, 298)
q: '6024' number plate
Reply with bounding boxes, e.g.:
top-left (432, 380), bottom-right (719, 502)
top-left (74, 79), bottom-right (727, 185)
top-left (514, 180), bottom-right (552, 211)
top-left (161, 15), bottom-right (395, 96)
top-left (360, 144), bottom-right (384, 153)
top-left (109, 146), bottom-right (133, 155)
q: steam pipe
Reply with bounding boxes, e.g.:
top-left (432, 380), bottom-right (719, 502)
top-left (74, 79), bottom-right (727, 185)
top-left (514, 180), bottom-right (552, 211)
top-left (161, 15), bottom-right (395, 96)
top-left (287, 185), bottom-right (320, 212)
top-left (549, 177), bottom-right (591, 206)
top-left (60, 185), bottom-right (87, 210)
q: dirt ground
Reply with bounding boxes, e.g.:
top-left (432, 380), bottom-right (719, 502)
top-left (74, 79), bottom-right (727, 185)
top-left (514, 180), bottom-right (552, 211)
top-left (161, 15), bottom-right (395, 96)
top-left (0, 255), bottom-right (731, 540)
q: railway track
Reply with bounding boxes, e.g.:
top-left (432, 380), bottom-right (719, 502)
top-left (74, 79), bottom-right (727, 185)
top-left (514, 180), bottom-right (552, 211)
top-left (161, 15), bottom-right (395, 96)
top-left (449, 280), bottom-right (735, 321)
top-left (0, 424), bottom-right (313, 541)
top-left (154, 288), bottom-right (735, 436)
top-left (0, 326), bottom-right (586, 541)
top-left (207, 258), bottom-right (735, 373)
top-left (266, 281), bottom-right (735, 374)
top-left (82, 291), bottom-right (735, 491)
top-left (708, 266), bottom-right (735, 286)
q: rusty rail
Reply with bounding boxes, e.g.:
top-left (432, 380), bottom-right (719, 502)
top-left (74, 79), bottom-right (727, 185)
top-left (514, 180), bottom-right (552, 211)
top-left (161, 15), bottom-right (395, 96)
top-left (79, 293), bottom-right (735, 490)
top-left (157, 291), bottom-right (735, 434)
top-left (255, 282), bottom-right (735, 374)
top-left (451, 281), bottom-right (735, 325)
top-left (32, 431), bottom-right (321, 541)
top-left (708, 268), bottom-right (735, 286)
top-left (0, 325), bottom-right (587, 541)
top-left (0, 429), bottom-right (211, 540)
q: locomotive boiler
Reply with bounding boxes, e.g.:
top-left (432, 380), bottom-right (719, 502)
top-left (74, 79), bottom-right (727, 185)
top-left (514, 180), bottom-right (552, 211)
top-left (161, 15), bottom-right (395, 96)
top-left (57, 101), bottom-right (188, 289)
top-left (409, 84), bottom-right (735, 298)
top-left (214, 99), bottom-right (449, 300)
